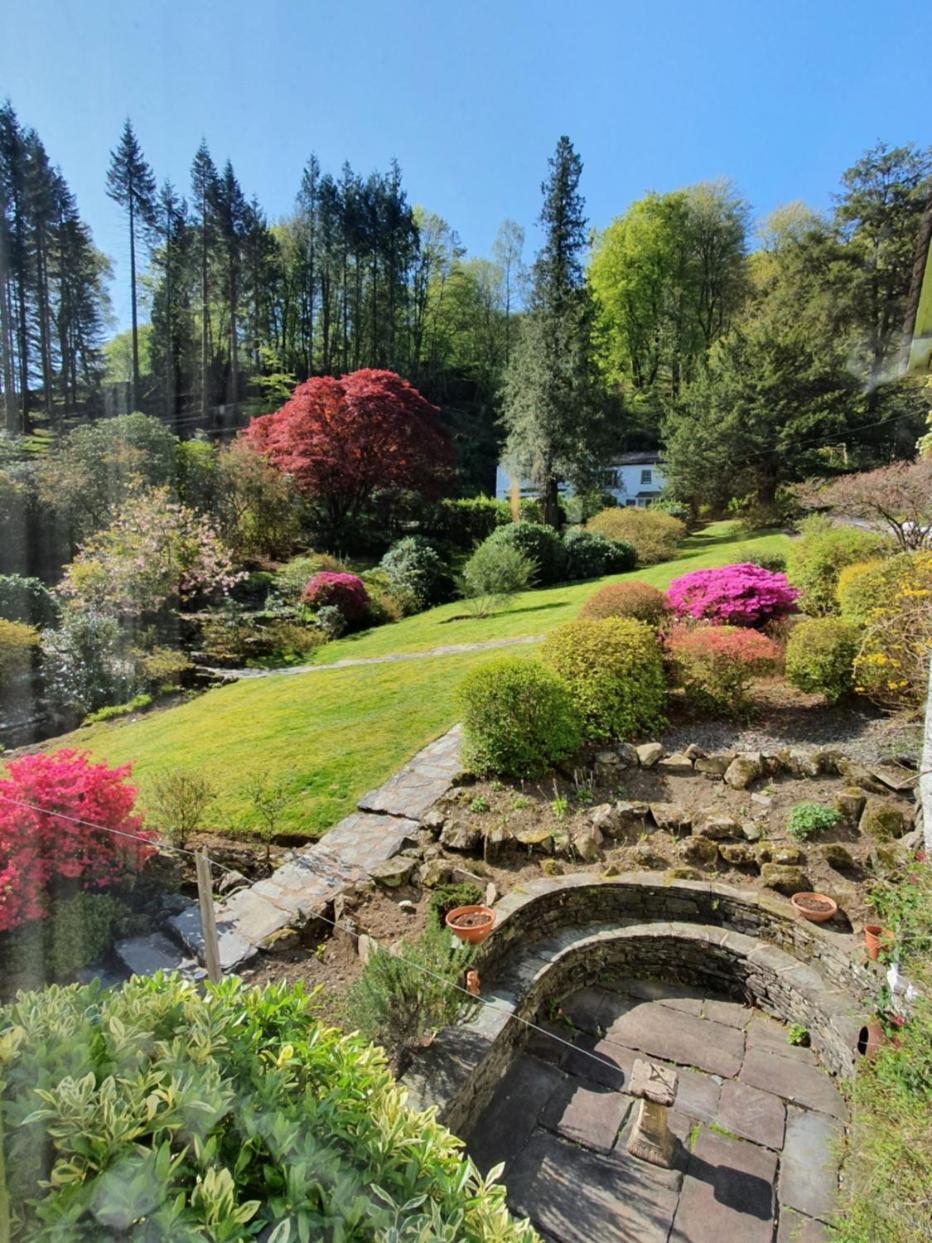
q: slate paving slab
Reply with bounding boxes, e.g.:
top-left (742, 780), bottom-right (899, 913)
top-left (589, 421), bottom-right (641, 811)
top-left (740, 1048), bottom-right (847, 1120)
top-left (561, 986), bottom-right (630, 1034)
top-left (604, 1005), bottom-right (746, 1078)
top-left (562, 1034), bottom-right (635, 1090)
top-left (507, 1129), bottom-right (682, 1243)
top-left (702, 999), bottom-right (753, 1029)
top-left (540, 1079), bottom-right (633, 1152)
top-left (113, 933), bottom-right (205, 980)
top-left (467, 1053), bottom-right (565, 1176)
top-left (718, 1080), bottom-right (786, 1149)
top-left (777, 1207), bottom-right (831, 1242)
top-left (779, 1107), bottom-right (843, 1221)
top-left (670, 1128), bottom-right (776, 1243)
top-left (745, 1013), bottom-right (820, 1066)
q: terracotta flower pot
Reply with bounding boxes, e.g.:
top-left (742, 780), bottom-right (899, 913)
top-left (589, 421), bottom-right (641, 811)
top-left (857, 1019), bottom-right (886, 1059)
top-left (864, 924), bottom-right (889, 961)
top-left (790, 892), bottom-right (838, 923)
top-left (445, 904), bottom-right (495, 945)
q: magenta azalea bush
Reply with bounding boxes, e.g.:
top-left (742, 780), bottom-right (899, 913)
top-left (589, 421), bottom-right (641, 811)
top-left (302, 571), bottom-right (369, 624)
top-left (666, 563), bottom-right (798, 627)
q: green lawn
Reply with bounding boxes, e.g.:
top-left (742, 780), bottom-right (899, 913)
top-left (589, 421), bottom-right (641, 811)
top-left (59, 521), bottom-right (789, 836)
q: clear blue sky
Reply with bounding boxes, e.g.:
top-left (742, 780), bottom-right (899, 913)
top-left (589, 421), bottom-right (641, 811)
top-left (3, 0), bottom-right (930, 333)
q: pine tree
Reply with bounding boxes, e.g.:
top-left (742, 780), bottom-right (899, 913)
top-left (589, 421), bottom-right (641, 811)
top-left (190, 141), bottom-right (218, 423)
top-left (106, 119), bottom-right (156, 411)
top-left (501, 136), bottom-right (605, 526)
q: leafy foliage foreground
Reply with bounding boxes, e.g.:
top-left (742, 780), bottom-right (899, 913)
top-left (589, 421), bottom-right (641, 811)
top-left (0, 974), bottom-right (535, 1242)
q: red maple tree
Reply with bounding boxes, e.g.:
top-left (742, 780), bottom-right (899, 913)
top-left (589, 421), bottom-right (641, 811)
top-left (244, 369), bottom-right (452, 537)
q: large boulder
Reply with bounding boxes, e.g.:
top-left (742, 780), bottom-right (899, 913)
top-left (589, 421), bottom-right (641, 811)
top-left (724, 753), bottom-right (763, 789)
top-left (859, 798), bottom-right (909, 841)
top-left (833, 787), bottom-right (867, 822)
top-left (636, 742), bottom-right (664, 768)
top-left (613, 800), bottom-right (651, 835)
top-left (590, 803), bottom-right (619, 835)
top-left (512, 825), bottom-right (555, 853)
top-left (695, 753), bottom-right (733, 778)
top-left (649, 803), bottom-right (692, 835)
top-left (760, 863), bottom-right (809, 895)
top-left (821, 843), bottom-right (855, 871)
top-left (418, 858), bottom-right (453, 887)
top-left (718, 842), bottom-right (758, 868)
top-left (658, 752), bottom-right (694, 776)
top-left (369, 857), bottom-right (416, 888)
top-left (571, 824), bottom-right (604, 862)
top-left (695, 814), bottom-right (742, 840)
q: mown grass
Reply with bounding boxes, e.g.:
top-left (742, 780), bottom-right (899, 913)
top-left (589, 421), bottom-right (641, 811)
top-left (315, 521), bottom-right (788, 661)
top-left (53, 521), bottom-right (789, 835)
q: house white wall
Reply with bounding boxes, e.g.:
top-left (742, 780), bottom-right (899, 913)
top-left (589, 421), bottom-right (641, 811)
top-left (494, 458), bottom-right (665, 507)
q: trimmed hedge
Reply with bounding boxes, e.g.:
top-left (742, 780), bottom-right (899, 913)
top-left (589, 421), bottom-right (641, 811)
top-left (0, 974), bottom-right (535, 1241)
top-left (585, 507), bottom-right (685, 565)
top-left (540, 617), bottom-right (666, 742)
top-left (457, 656), bottom-right (582, 776)
top-left (784, 617), bottom-right (859, 703)
top-left (562, 528), bottom-right (635, 580)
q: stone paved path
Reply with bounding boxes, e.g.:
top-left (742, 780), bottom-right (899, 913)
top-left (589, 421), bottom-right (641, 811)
top-left (112, 725), bottom-right (465, 978)
top-left (205, 634), bottom-right (541, 681)
top-left (467, 981), bottom-right (844, 1243)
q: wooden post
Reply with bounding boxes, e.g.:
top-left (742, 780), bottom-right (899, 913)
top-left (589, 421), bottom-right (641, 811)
top-left (0, 1099), bottom-right (9, 1243)
top-left (195, 849), bottom-right (222, 984)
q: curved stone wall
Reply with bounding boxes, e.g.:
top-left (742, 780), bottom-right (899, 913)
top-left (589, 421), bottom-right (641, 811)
top-left (402, 874), bottom-right (879, 1137)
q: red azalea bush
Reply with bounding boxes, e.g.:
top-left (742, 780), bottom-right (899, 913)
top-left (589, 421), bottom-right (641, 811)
top-left (0, 750), bottom-right (152, 933)
top-left (667, 625), bottom-right (781, 717)
top-left (666, 562), bottom-right (798, 627)
top-left (302, 571), bottom-right (370, 626)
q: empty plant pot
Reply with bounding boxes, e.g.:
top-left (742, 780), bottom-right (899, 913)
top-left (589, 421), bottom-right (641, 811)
top-left (864, 924), bottom-right (888, 961)
top-left (856, 1017), bottom-right (903, 1059)
top-left (790, 892), bottom-right (838, 923)
top-left (445, 904), bottom-right (495, 945)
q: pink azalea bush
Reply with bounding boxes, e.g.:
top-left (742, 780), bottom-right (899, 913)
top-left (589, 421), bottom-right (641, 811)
top-left (302, 571), bottom-right (369, 626)
top-left (667, 624), bottom-right (781, 717)
top-left (0, 750), bottom-right (153, 932)
top-left (666, 563), bottom-right (798, 627)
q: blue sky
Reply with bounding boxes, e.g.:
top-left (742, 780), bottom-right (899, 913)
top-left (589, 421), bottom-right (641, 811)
top-left (2, 0), bottom-right (930, 333)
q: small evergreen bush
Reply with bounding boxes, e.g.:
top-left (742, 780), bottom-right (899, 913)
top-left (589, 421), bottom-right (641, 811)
top-left (581, 580), bottom-right (668, 626)
top-left (347, 919), bottom-right (475, 1067)
top-left (379, 536), bottom-right (449, 608)
top-left (786, 516), bottom-right (889, 615)
top-left (667, 624), bottom-right (780, 717)
top-left (540, 617), bottom-right (667, 742)
top-left (457, 656), bottom-right (582, 776)
top-left (458, 540), bottom-right (534, 617)
top-left (482, 520), bottom-right (566, 584)
top-left (784, 617), bottom-right (859, 702)
top-left (562, 528), bottom-right (636, 579)
top-left (586, 507), bottom-right (685, 565)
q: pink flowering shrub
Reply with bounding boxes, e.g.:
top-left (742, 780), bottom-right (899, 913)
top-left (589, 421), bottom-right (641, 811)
top-left (667, 625), bottom-right (781, 717)
top-left (302, 571), bottom-right (369, 626)
top-left (666, 563), bottom-right (798, 627)
top-left (0, 750), bottom-right (153, 932)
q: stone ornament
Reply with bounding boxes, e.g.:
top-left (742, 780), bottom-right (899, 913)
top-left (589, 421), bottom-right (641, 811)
top-left (626, 1057), bottom-right (679, 1168)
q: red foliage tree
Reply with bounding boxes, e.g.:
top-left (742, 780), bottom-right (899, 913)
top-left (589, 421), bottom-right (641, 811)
top-left (244, 369), bottom-right (453, 538)
top-left (0, 750), bottom-right (153, 932)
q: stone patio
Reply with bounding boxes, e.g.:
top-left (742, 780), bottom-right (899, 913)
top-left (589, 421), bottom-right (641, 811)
top-left (466, 980), bottom-right (845, 1243)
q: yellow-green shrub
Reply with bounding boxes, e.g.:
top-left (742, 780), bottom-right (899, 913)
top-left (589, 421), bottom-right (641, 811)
top-left (852, 552), bottom-right (932, 710)
top-left (541, 617), bottom-right (667, 741)
top-left (784, 617), bottom-right (860, 702)
top-left (585, 507), bottom-right (685, 565)
top-left (0, 618), bottom-right (38, 683)
top-left (785, 516), bottom-right (889, 615)
top-left (836, 558), bottom-right (885, 623)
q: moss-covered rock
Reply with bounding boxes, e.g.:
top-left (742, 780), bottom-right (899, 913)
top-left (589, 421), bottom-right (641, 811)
top-left (822, 842), bottom-right (856, 871)
top-left (760, 863), bottom-right (810, 894)
top-left (678, 836), bottom-right (719, 866)
top-left (834, 786), bottom-right (867, 822)
top-left (859, 797), bottom-right (909, 841)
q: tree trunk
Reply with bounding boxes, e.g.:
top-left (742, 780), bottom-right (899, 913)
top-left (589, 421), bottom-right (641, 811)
top-left (542, 476), bottom-right (561, 529)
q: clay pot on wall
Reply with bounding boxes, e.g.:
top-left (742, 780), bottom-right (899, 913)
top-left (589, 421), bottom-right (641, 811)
top-left (863, 924), bottom-right (890, 961)
top-left (445, 904), bottom-right (495, 945)
top-left (790, 892), bottom-right (838, 923)
top-left (856, 1018), bottom-right (903, 1059)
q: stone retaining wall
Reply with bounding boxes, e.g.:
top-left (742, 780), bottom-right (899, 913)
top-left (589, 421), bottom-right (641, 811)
top-left (402, 876), bottom-right (877, 1138)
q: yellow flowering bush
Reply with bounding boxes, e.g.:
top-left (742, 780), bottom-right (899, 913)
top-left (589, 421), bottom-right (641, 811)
top-left (851, 551), bottom-right (932, 710)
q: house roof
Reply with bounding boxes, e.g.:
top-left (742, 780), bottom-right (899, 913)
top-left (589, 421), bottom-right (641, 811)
top-left (613, 452), bottom-right (661, 466)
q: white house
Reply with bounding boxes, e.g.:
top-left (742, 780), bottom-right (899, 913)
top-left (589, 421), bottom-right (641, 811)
top-left (494, 452), bottom-right (665, 508)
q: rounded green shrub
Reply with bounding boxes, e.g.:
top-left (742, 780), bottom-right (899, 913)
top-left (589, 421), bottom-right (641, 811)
top-left (0, 973), bottom-right (533, 1240)
top-left (586, 507), bottom-right (685, 566)
top-left (482, 520), bottom-right (566, 584)
top-left (562, 528), bottom-right (636, 580)
top-left (540, 617), bottom-right (667, 742)
top-left (457, 656), bottom-right (582, 776)
top-left (458, 539), bottom-right (535, 617)
top-left (785, 516), bottom-right (889, 615)
top-left (379, 536), bottom-right (450, 608)
top-left (0, 574), bottom-right (57, 628)
top-left (784, 617), bottom-right (859, 702)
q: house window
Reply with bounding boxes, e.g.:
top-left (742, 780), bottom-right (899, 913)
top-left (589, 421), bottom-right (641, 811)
top-left (641, 468), bottom-right (652, 484)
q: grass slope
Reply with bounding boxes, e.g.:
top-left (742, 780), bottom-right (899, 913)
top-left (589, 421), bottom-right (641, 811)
top-left (61, 522), bottom-right (789, 835)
